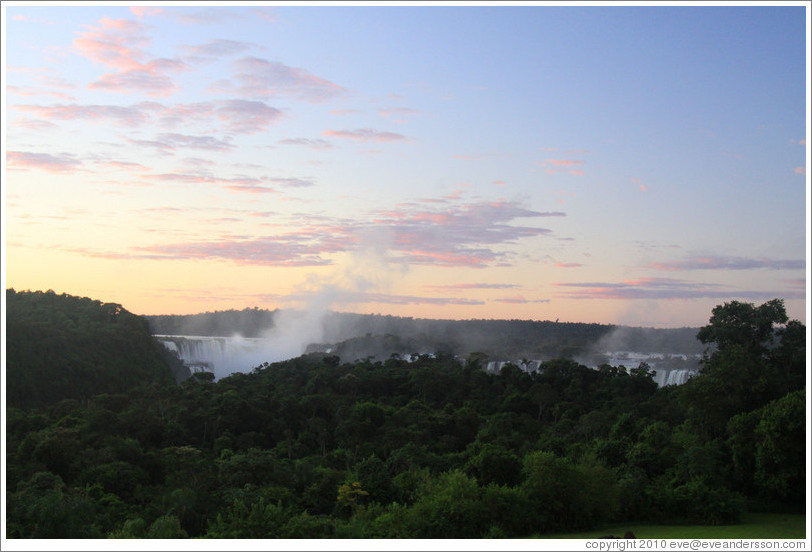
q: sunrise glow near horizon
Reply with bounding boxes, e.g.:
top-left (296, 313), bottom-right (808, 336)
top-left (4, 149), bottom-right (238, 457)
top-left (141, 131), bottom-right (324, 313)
top-left (2, 2), bottom-right (809, 329)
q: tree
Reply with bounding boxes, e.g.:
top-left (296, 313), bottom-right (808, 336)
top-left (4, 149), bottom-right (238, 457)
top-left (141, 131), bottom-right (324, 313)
top-left (405, 470), bottom-right (489, 538)
top-left (205, 498), bottom-right (290, 538)
top-left (520, 450), bottom-right (619, 533)
top-left (465, 444), bottom-right (522, 487)
top-left (146, 515), bottom-right (188, 538)
top-left (683, 299), bottom-right (804, 438)
top-left (697, 299), bottom-right (787, 357)
top-left (753, 389), bottom-right (805, 504)
top-left (336, 481), bottom-right (370, 514)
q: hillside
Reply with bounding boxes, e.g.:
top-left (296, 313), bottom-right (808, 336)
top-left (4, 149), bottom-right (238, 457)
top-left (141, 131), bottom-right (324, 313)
top-left (5, 289), bottom-right (182, 409)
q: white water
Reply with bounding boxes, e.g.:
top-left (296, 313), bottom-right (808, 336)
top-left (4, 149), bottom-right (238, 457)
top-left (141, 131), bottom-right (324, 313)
top-left (158, 335), bottom-right (699, 387)
top-left (599, 351), bottom-right (699, 386)
top-left (485, 360), bottom-right (542, 374)
top-left (156, 335), bottom-right (274, 379)
top-left (486, 351), bottom-right (699, 386)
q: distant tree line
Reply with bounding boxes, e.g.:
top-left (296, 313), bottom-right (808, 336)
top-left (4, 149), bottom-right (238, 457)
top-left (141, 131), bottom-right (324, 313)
top-left (4, 291), bottom-right (805, 538)
top-left (145, 308), bottom-right (704, 362)
top-left (146, 307), bottom-right (278, 339)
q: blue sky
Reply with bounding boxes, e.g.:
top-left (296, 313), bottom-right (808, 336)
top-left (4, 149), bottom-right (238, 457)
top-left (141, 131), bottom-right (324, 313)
top-left (3, 2), bottom-right (808, 327)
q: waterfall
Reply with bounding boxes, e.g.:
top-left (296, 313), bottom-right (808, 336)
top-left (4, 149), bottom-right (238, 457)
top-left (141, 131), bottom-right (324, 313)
top-left (482, 352), bottom-right (699, 386)
top-left (485, 360), bottom-right (542, 374)
top-left (652, 368), bottom-right (697, 387)
top-left (156, 335), bottom-right (270, 379)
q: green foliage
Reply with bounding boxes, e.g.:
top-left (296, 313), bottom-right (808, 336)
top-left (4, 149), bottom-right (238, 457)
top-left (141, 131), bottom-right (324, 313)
top-left (109, 518), bottom-right (148, 538)
top-left (683, 299), bottom-right (805, 439)
top-left (697, 298), bottom-right (788, 354)
top-left (405, 469), bottom-right (489, 538)
top-left (753, 389), bottom-right (806, 504)
top-left (6, 472), bottom-right (105, 538)
top-left (205, 498), bottom-right (290, 538)
top-left (5, 289), bottom-right (176, 409)
top-left (146, 515), bottom-right (188, 538)
top-left (4, 293), bottom-right (806, 538)
top-left (337, 481), bottom-right (370, 512)
top-left (668, 478), bottom-right (746, 525)
top-left (465, 443), bottom-right (522, 487)
top-left (520, 451), bottom-right (620, 533)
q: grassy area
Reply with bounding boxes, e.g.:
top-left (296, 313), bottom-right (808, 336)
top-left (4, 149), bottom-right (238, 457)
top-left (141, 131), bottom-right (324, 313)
top-left (537, 513), bottom-right (807, 539)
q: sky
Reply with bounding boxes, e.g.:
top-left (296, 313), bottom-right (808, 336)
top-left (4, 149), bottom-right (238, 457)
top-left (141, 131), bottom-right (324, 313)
top-left (2, 2), bottom-right (809, 328)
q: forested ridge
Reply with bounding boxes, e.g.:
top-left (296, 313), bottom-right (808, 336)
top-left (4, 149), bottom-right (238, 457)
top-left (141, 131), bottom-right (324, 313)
top-left (4, 291), bottom-right (806, 539)
top-left (5, 289), bottom-right (184, 409)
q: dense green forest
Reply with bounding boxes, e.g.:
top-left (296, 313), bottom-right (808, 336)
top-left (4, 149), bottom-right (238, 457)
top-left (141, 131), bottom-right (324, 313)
top-left (4, 291), bottom-right (806, 538)
top-left (5, 289), bottom-right (186, 409)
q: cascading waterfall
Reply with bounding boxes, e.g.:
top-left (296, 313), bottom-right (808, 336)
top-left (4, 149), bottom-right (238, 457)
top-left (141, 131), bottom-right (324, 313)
top-left (485, 352), bottom-right (699, 386)
top-left (158, 334), bottom-right (701, 387)
top-left (156, 335), bottom-right (270, 379)
top-left (652, 368), bottom-right (697, 387)
top-left (485, 360), bottom-right (542, 374)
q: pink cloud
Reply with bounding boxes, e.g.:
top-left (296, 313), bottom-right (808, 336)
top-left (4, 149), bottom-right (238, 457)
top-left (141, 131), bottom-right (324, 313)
top-left (539, 158), bottom-right (587, 176)
top-left (169, 8), bottom-right (241, 25)
top-left (183, 39), bottom-right (252, 61)
top-left (378, 107), bottom-right (420, 119)
top-left (265, 177), bottom-right (315, 188)
top-left (494, 295), bottom-right (551, 304)
top-left (278, 137), bottom-right (334, 150)
top-left (74, 17), bottom-right (187, 97)
top-left (322, 128), bottom-right (409, 143)
top-left (781, 278), bottom-right (807, 289)
top-left (157, 133), bottom-right (234, 151)
top-left (130, 7), bottom-right (164, 18)
top-left (223, 185), bottom-right (278, 194)
top-left (141, 172), bottom-right (272, 192)
top-left (372, 199), bottom-right (564, 268)
top-left (306, 291), bottom-right (484, 307)
top-left (137, 170), bottom-right (312, 193)
top-left (330, 109), bottom-right (364, 116)
top-left (214, 100), bottom-right (283, 133)
top-left (793, 166), bottom-right (805, 175)
top-left (7, 151), bottom-right (83, 173)
top-left (554, 278), bottom-right (804, 301)
top-left (248, 7), bottom-right (278, 23)
top-left (88, 68), bottom-right (178, 96)
top-left (94, 159), bottom-right (149, 172)
top-left (16, 99), bottom-right (282, 136)
top-left (545, 159), bottom-right (584, 167)
top-left (14, 102), bottom-right (162, 126)
top-left (6, 85), bottom-right (76, 101)
top-left (128, 133), bottom-right (234, 155)
top-left (424, 283), bottom-right (519, 291)
top-left (555, 262), bottom-right (582, 268)
top-left (647, 255), bottom-right (804, 271)
top-left (136, 230), bottom-right (352, 266)
top-left (211, 56), bottom-right (346, 102)
top-left (72, 193), bottom-right (565, 270)
top-left (156, 100), bottom-right (283, 133)
top-left (400, 250), bottom-right (492, 268)
top-left (11, 117), bottom-right (58, 130)
top-left (73, 17), bottom-right (155, 73)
